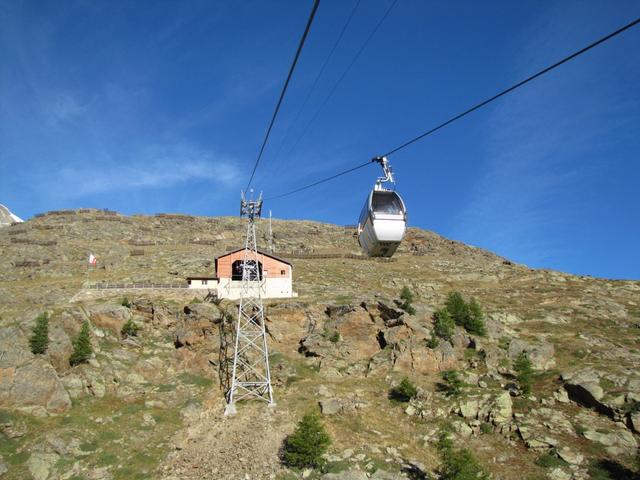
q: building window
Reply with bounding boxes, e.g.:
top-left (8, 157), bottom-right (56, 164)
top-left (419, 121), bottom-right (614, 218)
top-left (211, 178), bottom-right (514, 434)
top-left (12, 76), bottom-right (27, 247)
top-left (280, 269), bottom-right (286, 275)
top-left (203, 280), bottom-right (208, 285)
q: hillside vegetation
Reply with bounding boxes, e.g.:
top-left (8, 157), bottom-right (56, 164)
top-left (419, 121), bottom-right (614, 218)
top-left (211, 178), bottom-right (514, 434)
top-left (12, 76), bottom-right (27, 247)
top-left (0, 209), bottom-right (639, 480)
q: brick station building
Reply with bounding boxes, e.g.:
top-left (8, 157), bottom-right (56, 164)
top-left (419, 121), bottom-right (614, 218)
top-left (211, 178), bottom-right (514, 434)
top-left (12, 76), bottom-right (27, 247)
top-left (187, 248), bottom-right (296, 300)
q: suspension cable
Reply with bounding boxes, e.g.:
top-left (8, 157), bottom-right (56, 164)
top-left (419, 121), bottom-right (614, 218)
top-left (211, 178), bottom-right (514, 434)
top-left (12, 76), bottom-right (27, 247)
top-left (265, 15), bottom-right (640, 201)
top-left (255, 0), bottom-right (362, 194)
top-left (264, 160), bottom-right (372, 201)
top-left (279, 0), bottom-right (398, 160)
top-left (245, 0), bottom-right (321, 192)
top-left (381, 15), bottom-right (640, 157)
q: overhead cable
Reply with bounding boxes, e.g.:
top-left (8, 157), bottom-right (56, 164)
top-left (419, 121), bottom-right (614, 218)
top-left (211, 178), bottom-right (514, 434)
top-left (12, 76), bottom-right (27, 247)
top-left (245, 0), bottom-right (321, 192)
top-left (381, 15), bottom-right (640, 157)
top-left (256, 0), bottom-right (362, 193)
top-left (264, 160), bottom-right (371, 201)
top-left (281, 0), bottom-right (398, 159)
top-left (266, 15), bottom-right (640, 201)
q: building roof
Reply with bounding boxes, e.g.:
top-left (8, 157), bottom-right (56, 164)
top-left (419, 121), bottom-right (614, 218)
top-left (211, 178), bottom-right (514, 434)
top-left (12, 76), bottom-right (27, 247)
top-left (215, 248), bottom-right (292, 269)
top-left (186, 276), bottom-right (218, 280)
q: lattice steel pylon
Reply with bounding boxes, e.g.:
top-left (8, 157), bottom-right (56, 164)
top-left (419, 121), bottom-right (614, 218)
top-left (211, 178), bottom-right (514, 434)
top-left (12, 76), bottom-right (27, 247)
top-left (224, 191), bottom-right (274, 415)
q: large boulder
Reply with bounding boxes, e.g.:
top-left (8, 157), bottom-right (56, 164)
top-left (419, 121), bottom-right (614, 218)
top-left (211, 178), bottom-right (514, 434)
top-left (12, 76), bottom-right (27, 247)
top-left (265, 304), bottom-right (310, 354)
top-left (562, 369), bottom-right (613, 417)
top-left (183, 303), bottom-right (221, 327)
top-left (321, 472), bottom-right (368, 480)
top-left (508, 339), bottom-right (555, 371)
top-left (299, 332), bottom-right (331, 358)
top-left (335, 309), bottom-right (380, 361)
top-left (12, 360), bottom-right (71, 412)
top-left (319, 398), bottom-right (343, 415)
top-left (361, 301), bottom-right (403, 327)
top-left (457, 391), bottom-right (512, 424)
top-left (630, 411), bottom-right (640, 434)
top-left (490, 391), bottom-right (513, 424)
top-left (402, 317), bottom-right (431, 341)
top-left (0, 327), bottom-right (71, 414)
top-left (27, 452), bottom-right (59, 480)
top-left (47, 324), bottom-right (73, 373)
top-left (583, 427), bottom-right (638, 456)
top-left (395, 340), bottom-right (457, 374)
top-left (89, 304), bottom-right (131, 334)
top-left (132, 299), bottom-right (155, 320)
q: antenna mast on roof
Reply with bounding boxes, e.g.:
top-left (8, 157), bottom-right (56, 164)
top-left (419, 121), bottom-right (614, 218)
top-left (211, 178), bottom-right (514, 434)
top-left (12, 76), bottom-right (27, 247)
top-left (225, 190), bottom-right (274, 415)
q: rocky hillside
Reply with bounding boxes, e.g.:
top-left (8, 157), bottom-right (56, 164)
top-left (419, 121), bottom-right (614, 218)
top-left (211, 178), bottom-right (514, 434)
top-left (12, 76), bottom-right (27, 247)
top-left (0, 209), bottom-right (638, 480)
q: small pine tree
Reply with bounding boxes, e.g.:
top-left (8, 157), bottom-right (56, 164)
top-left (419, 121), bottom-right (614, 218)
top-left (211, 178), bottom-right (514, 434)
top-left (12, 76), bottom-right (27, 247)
top-left (121, 318), bottom-right (140, 338)
top-left (445, 292), bottom-right (469, 327)
top-left (437, 441), bottom-right (490, 480)
top-left (70, 321), bottom-right (93, 366)
top-left (514, 352), bottom-right (534, 395)
top-left (121, 297), bottom-right (131, 308)
top-left (425, 333), bottom-right (440, 349)
top-left (390, 377), bottom-right (418, 402)
top-left (29, 312), bottom-right (49, 355)
top-left (440, 370), bottom-right (464, 397)
top-left (282, 412), bottom-right (331, 469)
top-left (465, 298), bottom-right (487, 337)
top-left (399, 286), bottom-right (416, 315)
top-left (434, 308), bottom-right (455, 341)
top-left (400, 286), bottom-right (414, 304)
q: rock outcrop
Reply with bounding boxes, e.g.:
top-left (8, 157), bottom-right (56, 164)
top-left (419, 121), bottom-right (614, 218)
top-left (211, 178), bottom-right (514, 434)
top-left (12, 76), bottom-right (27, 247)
top-left (0, 327), bottom-right (71, 414)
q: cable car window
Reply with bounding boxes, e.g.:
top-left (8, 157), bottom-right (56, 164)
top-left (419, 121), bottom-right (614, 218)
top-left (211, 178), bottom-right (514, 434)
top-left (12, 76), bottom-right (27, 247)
top-left (359, 194), bottom-right (371, 225)
top-left (372, 193), bottom-right (403, 215)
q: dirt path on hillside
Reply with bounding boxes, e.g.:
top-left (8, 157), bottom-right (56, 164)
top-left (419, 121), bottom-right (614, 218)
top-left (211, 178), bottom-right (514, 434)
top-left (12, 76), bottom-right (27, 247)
top-left (159, 400), bottom-right (294, 479)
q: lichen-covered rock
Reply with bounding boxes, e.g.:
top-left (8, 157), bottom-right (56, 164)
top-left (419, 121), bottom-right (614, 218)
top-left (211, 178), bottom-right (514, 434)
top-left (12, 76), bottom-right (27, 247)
top-left (89, 303), bottom-right (131, 334)
top-left (61, 373), bottom-right (86, 398)
top-left (490, 391), bottom-right (513, 424)
top-left (508, 339), bottom-right (555, 370)
top-left (0, 327), bottom-right (71, 413)
top-left (452, 420), bottom-right (473, 438)
top-left (630, 411), bottom-right (640, 433)
top-left (321, 471), bottom-right (368, 480)
top-left (562, 369), bottom-right (614, 416)
top-left (583, 427), bottom-right (638, 455)
top-left (394, 340), bottom-right (456, 374)
top-left (557, 446), bottom-right (584, 465)
top-left (459, 399), bottom-right (480, 419)
top-left (47, 323), bottom-right (73, 373)
top-left (27, 452), bottom-right (59, 480)
top-left (13, 359), bottom-right (72, 412)
top-left (319, 398), bottom-right (342, 415)
top-left (183, 302), bottom-right (221, 326)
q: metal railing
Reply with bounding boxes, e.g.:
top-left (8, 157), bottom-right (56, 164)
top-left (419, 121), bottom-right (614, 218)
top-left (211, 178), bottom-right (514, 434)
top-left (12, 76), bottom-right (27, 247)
top-left (85, 283), bottom-right (188, 290)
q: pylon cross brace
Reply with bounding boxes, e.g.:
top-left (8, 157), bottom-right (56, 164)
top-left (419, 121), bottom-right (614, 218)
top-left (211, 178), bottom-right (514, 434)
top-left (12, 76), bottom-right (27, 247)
top-left (225, 192), bottom-right (274, 415)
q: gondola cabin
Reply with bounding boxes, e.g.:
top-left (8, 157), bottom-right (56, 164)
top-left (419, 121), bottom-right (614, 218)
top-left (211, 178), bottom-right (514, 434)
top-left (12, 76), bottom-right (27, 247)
top-left (357, 189), bottom-right (407, 257)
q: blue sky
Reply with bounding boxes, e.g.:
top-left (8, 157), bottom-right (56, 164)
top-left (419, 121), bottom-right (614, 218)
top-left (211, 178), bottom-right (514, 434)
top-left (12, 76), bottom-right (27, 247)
top-left (1, 1), bottom-right (639, 279)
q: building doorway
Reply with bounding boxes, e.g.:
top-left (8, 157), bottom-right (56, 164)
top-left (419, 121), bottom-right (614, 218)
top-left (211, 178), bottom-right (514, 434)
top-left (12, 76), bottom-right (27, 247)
top-left (231, 260), bottom-right (263, 281)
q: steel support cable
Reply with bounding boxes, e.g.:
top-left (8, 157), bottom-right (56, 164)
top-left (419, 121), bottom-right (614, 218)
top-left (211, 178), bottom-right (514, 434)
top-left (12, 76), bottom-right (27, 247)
top-left (280, 0), bottom-right (398, 159)
top-left (264, 160), bottom-right (371, 201)
top-left (381, 15), bottom-right (640, 157)
top-left (245, 0), bottom-right (321, 193)
top-left (255, 0), bottom-right (362, 193)
top-left (265, 15), bottom-right (640, 202)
